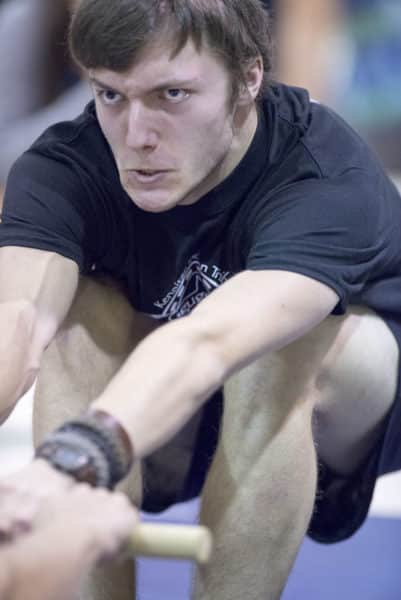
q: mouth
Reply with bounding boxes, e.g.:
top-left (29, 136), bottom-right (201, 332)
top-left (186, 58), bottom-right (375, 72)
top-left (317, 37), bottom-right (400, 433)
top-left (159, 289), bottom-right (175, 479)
top-left (136, 169), bottom-right (162, 175)
top-left (125, 169), bottom-right (171, 185)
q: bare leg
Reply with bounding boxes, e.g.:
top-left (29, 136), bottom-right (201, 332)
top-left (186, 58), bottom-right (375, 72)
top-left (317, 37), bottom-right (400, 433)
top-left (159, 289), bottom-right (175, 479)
top-left (33, 276), bottom-right (156, 600)
top-left (194, 307), bottom-right (398, 599)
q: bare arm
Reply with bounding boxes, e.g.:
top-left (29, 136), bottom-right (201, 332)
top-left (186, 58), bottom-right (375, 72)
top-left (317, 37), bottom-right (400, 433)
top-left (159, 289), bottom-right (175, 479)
top-left (0, 246), bottom-right (78, 422)
top-left (0, 558), bottom-right (12, 600)
top-left (93, 270), bottom-right (338, 457)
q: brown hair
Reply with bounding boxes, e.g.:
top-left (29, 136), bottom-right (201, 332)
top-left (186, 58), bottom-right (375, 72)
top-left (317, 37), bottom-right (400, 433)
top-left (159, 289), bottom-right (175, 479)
top-left (69, 0), bottom-right (273, 100)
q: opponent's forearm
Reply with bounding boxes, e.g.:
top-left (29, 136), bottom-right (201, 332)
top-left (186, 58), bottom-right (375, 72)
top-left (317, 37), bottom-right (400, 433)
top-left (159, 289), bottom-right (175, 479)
top-left (2, 527), bottom-right (97, 600)
top-left (0, 301), bottom-right (39, 423)
top-left (93, 314), bottom-right (226, 458)
top-left (0, 556), bottom-right (13, 600)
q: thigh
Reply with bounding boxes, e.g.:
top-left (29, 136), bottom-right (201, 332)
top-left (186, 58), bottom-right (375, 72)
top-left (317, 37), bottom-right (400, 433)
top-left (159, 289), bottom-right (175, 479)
top-left (33, 275), bottom-right (157, 432)
top-left (199, 306), bottom-right (400, 547)
top-left (208, 305), bottom-right (399, 483)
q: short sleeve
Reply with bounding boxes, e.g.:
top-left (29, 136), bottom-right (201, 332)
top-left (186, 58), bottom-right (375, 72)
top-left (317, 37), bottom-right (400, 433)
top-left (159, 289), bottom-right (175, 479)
top-left (245, 170), bottom-right (394, 313)
top-left (0, 149), bottom-right (110, 272)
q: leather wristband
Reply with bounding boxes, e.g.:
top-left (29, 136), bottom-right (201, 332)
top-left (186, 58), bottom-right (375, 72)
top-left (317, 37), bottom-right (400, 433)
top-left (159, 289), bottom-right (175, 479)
top-left (88, 409), bottom-right (134, 472)
top-left (35, 430), bottom-right (111, 487)
top-left (35, 411), bottom-right (134, 489)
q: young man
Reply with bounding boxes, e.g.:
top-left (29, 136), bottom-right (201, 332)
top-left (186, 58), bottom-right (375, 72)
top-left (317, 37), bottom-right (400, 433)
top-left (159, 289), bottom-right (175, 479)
top-left (0, 1), bottom-right (400, 599)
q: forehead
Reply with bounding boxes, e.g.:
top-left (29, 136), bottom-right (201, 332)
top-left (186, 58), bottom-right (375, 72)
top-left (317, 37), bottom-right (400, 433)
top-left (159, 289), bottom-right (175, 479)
top-left (88, 37), bottom-right (230, 94)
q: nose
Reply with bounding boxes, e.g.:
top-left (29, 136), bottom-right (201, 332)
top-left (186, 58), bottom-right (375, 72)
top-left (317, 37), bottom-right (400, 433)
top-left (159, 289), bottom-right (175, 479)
top-left (126, 100), bottom-right (159, 151)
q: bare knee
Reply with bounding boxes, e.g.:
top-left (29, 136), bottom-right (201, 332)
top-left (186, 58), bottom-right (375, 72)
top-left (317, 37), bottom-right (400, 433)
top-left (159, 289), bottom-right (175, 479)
top-left (62, 275), bottom-right (157, 355)
top-left (310, 308), bottom-right (399, 472)
top-left (33, 276), bottom-right (157, 441)
top-left (222, 342), bottom-right (318, 448)
top-left (222, 306), bottom-right (399, 467)
top-left (313, 308), bottom-right (398, 412)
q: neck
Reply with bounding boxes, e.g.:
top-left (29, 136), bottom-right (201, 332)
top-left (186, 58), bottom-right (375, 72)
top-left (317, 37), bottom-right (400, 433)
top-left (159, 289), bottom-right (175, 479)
top-left (230, 103), bottom-right (259, 172)
top-left (179, 102), bottom-right (259, 207)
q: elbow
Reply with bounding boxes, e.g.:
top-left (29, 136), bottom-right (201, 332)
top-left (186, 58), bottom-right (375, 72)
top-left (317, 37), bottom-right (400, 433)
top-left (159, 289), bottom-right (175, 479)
top-left (0, 299), bottom-right (41, 421)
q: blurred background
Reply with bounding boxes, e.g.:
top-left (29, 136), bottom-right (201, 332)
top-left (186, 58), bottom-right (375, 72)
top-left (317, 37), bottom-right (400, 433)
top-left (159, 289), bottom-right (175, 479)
top-left (272, 0), bottom-right (401, 178)
top-left (0, 0), bottom-right (400, 598)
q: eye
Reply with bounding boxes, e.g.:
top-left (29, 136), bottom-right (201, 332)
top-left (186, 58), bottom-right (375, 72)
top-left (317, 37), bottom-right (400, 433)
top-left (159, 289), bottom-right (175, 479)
top-left (95, 88), bottom-right (123, 106)
top-left (162, 88), bottom-right (190, 103)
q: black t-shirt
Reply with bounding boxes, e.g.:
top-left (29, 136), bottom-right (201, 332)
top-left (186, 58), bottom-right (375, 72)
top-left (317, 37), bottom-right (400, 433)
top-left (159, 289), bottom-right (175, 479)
top-left (2, 83), bottom-right (401, 320)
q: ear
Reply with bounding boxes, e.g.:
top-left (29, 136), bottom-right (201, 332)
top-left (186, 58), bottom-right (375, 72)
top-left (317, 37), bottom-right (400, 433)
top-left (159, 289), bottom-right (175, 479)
top-left (237, 57), bottom-right (264, 104)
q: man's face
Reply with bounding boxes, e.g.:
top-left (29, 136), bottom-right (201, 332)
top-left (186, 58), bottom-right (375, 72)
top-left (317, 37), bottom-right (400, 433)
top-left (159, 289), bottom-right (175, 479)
top-left (89, 38), bottom-right (258, 212)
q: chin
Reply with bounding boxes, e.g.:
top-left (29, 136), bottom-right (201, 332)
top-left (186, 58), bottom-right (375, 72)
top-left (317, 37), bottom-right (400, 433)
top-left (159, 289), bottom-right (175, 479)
top-left (125, 190), bottom-right (179, 213)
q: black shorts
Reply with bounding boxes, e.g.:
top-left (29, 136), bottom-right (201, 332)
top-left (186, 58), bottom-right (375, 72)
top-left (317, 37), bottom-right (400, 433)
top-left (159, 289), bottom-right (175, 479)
top-left (143, 312), bottom-right (401, 544)
top-left (141, 390), bottom-right (223, 513)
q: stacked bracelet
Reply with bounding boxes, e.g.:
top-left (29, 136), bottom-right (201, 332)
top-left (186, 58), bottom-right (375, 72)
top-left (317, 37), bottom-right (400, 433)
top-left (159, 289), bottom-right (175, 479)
top-left (35, 410), bottom-right (134, 489)
top-left (35, 429), bottom-right (111, 487)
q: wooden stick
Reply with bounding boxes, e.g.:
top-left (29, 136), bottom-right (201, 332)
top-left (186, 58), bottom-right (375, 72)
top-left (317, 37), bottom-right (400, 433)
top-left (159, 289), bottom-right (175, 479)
top-left (126, 523), bottom-right (213, 564)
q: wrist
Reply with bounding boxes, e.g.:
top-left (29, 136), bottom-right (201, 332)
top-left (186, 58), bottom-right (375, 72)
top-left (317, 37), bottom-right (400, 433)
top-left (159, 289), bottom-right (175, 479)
top-left (35, 410), bottom-right (134, 489)
top-left (32, 457), bottom-right (73, 479)
top-left (87, 408), bottom-right (134, 468)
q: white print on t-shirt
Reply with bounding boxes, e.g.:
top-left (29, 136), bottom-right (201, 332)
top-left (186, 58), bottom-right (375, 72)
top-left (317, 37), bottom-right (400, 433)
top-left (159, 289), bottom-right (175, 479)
top-left (150, 254), bottom-right (232, 321)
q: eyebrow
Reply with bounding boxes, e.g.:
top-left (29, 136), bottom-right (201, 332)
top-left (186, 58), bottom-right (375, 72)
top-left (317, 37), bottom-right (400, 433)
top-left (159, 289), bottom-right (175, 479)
top-left (89, 77), bottom-right (120, 91)
top-left (89, 76), bottom-right (200, 95)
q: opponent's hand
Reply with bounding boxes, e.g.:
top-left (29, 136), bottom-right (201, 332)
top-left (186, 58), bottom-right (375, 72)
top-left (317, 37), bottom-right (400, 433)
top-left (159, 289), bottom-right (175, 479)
top-left (0, 459), bottom-right (73, 543)
top-left (4, 485), bottom-right (138, 600)
top-left (34, 484), bottom-right (139, 562)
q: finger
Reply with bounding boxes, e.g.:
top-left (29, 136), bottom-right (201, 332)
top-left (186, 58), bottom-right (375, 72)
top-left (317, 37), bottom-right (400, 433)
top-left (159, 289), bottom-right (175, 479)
top-left (0, 522), bottom-right (14, 544)
top-left (0, 494), bottom-right (39, 538)
top-left (0, 513), bottom-right (31, 543)
top-left (0, 514), bottom-right (33, 542)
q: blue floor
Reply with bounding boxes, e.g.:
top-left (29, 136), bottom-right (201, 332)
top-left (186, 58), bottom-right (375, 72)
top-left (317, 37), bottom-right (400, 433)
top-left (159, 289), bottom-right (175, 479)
top-left (137, 500), bottom-right (401, 599)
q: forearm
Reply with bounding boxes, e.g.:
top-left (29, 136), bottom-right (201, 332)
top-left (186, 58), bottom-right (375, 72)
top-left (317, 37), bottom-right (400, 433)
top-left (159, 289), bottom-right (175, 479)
top-left (0, 556), bottom-right (13, 600)
top-left (93, 314), bottom-right (226, 458)
top-left (0, 249), bottom-right (78, 423)
top-left (0, 302), bottom-right (39, 423)
top-left (2, 528), bottom-right (97, 600)
top-left (92, 271), bottom-right (337, 459)
top-left (0, 537), bottom-right (66, 600)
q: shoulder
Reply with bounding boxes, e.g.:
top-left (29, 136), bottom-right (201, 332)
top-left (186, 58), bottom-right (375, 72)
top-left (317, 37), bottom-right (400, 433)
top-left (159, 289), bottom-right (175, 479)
top-left (25, 101), bottom-right (117, 182)
top-left (256, 83), bottom-right (393, 196)
top-left (8, 101), bottom-right (120, 197)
